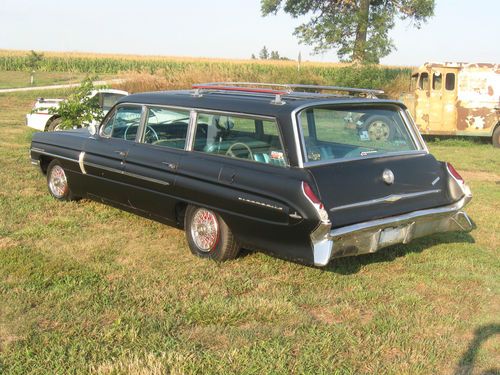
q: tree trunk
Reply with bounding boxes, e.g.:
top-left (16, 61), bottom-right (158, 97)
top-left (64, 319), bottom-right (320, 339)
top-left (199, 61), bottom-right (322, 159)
top-left (352, 0), bottom-right (370, 63)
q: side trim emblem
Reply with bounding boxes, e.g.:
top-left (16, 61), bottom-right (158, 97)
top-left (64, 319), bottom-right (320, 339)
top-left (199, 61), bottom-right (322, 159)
top-left (78, 151), bottom-right (87, 174)
top-left (382, 169), bottom-right (395, 185)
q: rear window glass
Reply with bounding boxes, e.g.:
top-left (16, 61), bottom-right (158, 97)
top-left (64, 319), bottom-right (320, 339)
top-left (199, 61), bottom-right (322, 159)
top-left (298, 106), bottom-right (418, 163)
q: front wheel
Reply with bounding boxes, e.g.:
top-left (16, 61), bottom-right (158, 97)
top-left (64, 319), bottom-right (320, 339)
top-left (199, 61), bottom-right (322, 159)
top-left (184, 205), bottom-right (240, 261)
top-left (46, 160), bottom-right (79, 201)
top-left (47, 117), bottom-right (63, 132)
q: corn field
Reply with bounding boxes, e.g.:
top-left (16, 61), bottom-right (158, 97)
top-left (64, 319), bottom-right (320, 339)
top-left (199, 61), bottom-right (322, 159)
top-left (0, 50), bottom-right (412, 93)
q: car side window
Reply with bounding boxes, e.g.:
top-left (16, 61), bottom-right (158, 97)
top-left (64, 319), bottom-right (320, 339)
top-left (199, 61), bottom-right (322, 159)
top-left (141, 107), bottom-right (191, 149)
top-left (193, 113), bottom-right (287, 167)
top-left (100, 106), bottom-right (143, 141)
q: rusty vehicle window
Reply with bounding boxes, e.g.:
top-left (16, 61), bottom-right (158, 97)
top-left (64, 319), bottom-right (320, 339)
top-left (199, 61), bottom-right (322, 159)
top-left (445, 73), bottom-right (455, 91)
top-left (418, 73), bottom-right (429, 90)
top-left (410, 73), bottom-right (418, 91)
top-left (432, 72), bottom-right (442, 90)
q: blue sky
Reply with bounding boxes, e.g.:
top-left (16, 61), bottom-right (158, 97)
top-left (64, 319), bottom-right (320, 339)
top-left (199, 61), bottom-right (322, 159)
top-left (0, 0), bottom-right (498, 65)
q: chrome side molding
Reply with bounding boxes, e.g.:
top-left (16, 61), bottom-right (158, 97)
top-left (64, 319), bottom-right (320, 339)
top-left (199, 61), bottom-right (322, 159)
top-left (329, 189), bottom-right (442, 212)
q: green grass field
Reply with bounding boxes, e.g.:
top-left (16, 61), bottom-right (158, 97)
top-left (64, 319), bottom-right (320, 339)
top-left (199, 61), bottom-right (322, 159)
top-left (0, 89), bottom-right (499, 374)
top-left (0, 71), bottom-right (117, 90)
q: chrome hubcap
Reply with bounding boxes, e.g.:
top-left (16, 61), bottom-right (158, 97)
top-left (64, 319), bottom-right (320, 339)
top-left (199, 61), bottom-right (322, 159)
top-left (368, 121), bottom-right (390, 141)
top-left (191, 208), bottom-right (219, 252)
top-left (49, 165), bottom-right (68, 198)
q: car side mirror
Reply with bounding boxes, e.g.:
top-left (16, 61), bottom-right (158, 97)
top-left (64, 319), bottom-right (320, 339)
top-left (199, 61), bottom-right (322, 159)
top-left (88, 123), bottom-right (97, 136)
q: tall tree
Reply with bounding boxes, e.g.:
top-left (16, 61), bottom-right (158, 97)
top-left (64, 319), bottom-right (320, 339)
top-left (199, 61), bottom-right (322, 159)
top-left (261, 0), bottom-right (435, 63)
top-left (259, 46), bottom-right (269, 60)
top-left (270, 50), bottom-right (280, 60)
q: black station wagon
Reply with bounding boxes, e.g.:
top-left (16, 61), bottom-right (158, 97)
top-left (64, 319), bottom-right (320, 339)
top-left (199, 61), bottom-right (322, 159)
top-left (30, 83), bottom-right (473, 266)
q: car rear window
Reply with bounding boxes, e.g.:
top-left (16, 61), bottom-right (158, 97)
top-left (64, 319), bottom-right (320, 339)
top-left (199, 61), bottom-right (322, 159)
top-left (298, 106), bottom-right (419, 163)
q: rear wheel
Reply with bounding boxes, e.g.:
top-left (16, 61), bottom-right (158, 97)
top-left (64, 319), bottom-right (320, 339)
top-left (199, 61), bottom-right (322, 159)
top-left (184, 205), bottom-right (240, 261)
top-left (46, 160), bottom-right (78, 201)
top-left (493, 126), bottom-right (500, 148)
top-left (47, 117), bottom-right (63, 132)
top-left (364, 115), bottom-right (394, 141)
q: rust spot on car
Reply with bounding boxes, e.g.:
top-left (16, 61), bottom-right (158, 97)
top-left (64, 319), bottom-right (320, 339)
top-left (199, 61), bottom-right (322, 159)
top-left (457, 105), bottom-right (494, 131)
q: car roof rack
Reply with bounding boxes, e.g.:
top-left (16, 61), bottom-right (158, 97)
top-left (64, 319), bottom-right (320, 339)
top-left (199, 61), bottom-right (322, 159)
top-left (192, 82), bottom-right (384, 104)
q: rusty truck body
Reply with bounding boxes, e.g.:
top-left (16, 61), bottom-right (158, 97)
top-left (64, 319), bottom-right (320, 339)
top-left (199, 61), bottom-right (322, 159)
top-left (401, 62), bottom-right (500, 147)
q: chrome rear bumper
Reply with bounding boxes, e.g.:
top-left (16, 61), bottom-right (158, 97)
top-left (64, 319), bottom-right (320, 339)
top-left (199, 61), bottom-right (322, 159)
top-left (312, 192), bottom-right (473, 266)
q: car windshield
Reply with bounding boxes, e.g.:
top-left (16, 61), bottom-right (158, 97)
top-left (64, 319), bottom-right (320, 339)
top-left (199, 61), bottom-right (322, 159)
top-left (298, 105), bottom-right (419, 163)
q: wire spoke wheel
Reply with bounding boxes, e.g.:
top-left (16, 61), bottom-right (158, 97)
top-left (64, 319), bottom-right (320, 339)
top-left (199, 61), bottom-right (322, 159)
top-left (190, 208), bottom-right (220, 252)
top-left (48, 165), bottom-right (68, 198)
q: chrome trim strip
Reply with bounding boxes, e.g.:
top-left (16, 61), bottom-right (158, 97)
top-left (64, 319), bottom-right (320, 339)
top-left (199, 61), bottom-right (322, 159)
top-left (137, 105), bottom-right (148, 143)
top-left (290, 107), bottom-right (305, 168)
top-left (329, 189), bottom-right (442, 212)
top-left (237, 197), bottom-right (283, 211)
top-left (78, 151), bottom-right (87, 174)
top-left (304, 150), bottom-right (427, 167)
top-left (33, 150), bottom-right (78, 163)
top-left (120, 102), bottom-right (277, 122)
top-left (83, 161), bottom-right (171, 186)
top-left (185, 109), bottom-right (197, 151)
top-left (31, 147), bottom-right (45, 153)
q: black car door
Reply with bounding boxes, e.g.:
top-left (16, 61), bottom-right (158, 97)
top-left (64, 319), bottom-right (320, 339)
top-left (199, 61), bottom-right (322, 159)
top-left (83, 104), bottom-right (144, 205)
top-left (122, 105), bottom-right (192, 221)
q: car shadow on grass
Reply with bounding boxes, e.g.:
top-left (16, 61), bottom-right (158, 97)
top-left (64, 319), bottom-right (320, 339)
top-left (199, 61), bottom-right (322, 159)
top-left (323, 230), bottom-right (476, 275)
top-left (454, 323), bottom-right (500, 375)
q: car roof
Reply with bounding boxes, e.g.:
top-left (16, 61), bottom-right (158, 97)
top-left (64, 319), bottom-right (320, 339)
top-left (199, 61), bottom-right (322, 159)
top-left (119, 89), bottom-right (403, 117)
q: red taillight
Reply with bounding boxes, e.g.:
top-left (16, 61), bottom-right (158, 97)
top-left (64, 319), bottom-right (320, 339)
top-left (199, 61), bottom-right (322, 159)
top-left (302, 182), bottom-right (324, 209)
top-left (446, 162), bottom-right (464, 183)
top-left (302, 181), bottom-right (330, 223)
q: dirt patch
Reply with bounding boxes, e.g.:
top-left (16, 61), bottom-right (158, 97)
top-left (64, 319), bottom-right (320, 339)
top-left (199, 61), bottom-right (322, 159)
top-left (461, 171), bottom-right (499, 182)
top-left (0, 236), bottom-right (19, 250)
top-left (307, 306), bottom-right (343, 325)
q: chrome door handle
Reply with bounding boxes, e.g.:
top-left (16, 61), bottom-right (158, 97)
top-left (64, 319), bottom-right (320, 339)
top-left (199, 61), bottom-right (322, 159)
top-left (114, 150), bottom-right (127, 157)
top-left (162, 162), bottom-right (178, 170)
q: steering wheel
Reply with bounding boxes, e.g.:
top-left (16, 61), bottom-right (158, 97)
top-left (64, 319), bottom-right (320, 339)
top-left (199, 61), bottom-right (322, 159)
top-left (144, 125), bottom-right (159, 143)
top-left (123, 121), bottom-right (141, 141)
top-left (123, 123), bottom-right (159, 143)
top-left (226, 142), bottom-right (253, 160)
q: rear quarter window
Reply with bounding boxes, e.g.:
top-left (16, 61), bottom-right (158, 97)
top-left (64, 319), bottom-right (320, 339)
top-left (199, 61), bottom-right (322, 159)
top-left (298, 106), bottom-right (419, 163)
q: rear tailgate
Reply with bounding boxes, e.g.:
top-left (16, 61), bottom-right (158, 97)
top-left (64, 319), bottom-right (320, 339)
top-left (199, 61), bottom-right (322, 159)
top-left (307, 153), bottom-right (453, 228)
